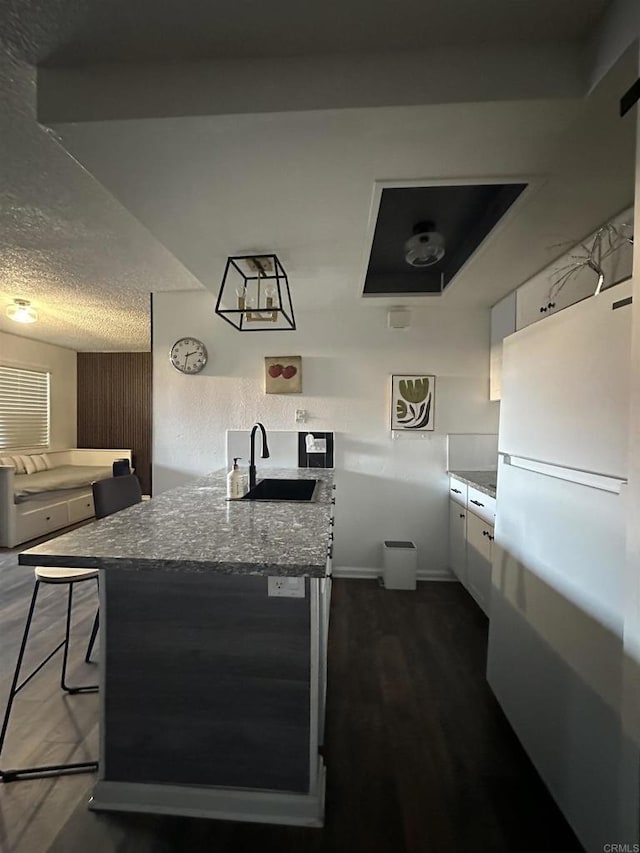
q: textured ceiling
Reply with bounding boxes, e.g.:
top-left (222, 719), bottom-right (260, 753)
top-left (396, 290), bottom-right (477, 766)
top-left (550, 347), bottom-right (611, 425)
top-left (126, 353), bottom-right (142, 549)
top-left (0, 50), bottom-right (201, 351)
top-left (0, 0), bottom-right (610, 65)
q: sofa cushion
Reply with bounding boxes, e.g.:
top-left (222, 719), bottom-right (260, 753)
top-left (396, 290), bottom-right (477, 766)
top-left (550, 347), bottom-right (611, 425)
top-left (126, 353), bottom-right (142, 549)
top-left (13, 465), bottom-right (113, 502)
top-left (9, 455), bottom-right (26, 474)
top-left (22, 455), bottom-right (37, 475)
top-left (0, 456), bottom-right (16, 468)
top-left (31, 454), bottom-right (49, 472)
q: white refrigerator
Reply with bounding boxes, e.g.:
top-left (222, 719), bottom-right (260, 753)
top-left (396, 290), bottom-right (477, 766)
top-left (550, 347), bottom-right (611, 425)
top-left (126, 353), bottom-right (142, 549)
top-left (487, 278), bottom-right (638, 852)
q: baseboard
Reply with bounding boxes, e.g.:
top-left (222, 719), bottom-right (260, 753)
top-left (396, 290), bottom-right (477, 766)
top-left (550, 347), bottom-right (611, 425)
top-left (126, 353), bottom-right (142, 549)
top-left (333, 566), bottom-right (455, 582)
top-left (90, 762), bottom-right (326, 827)
top-left (332, 566), bottom-right (379, 580)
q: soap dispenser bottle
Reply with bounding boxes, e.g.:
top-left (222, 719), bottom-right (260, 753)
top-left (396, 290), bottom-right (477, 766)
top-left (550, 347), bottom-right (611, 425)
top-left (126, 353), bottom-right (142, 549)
top-left (227, 457), bottom-right (248, 499)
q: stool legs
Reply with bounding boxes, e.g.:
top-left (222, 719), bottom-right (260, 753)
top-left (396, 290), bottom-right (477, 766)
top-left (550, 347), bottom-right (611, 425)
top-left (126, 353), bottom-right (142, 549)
top-left (61, 582), bottom-right (99, 695)
top-left (0, 580), bottom-right (99, 782)
top-left (85, 607), bottom-right (99, 663)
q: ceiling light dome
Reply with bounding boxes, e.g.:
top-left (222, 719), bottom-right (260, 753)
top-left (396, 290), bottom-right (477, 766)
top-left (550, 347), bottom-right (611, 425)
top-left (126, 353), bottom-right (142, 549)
top-left (404, 221), bottom-right (445, 268)
top-left (7, 299), bottom-right (38, 324)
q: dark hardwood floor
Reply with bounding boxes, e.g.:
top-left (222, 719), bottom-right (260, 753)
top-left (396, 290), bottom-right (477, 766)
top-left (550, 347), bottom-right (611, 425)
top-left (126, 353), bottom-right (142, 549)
top-left (0, 543), bottom-right (583, 853)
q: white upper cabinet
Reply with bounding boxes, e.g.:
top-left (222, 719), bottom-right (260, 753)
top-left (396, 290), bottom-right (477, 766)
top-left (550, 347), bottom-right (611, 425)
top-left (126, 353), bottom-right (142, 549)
top-left (489, 291), bottom-right (516, 401)
top-left (515, 206), bottom-right (634, 331)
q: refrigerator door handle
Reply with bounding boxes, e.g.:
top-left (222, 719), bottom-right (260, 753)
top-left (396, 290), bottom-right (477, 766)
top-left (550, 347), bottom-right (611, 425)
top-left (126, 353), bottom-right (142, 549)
top-left (499, 453), bottom-right (627, 495)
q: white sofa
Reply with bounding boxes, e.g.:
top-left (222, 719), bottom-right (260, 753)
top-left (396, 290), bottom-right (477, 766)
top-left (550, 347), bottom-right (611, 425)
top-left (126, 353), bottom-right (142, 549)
top-left (0, 448), bottom-right (132, 548)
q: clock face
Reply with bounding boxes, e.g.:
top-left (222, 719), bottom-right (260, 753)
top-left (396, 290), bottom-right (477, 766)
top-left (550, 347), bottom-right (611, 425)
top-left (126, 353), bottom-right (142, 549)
top-left (169, 338), bottom-right (208, 374)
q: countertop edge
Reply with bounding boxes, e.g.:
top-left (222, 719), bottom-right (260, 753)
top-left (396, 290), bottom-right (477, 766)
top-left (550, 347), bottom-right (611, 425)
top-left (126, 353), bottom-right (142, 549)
top-left (448, 470), bottom-right (497, 499)
top-left (17, 552), bottom-right (329, 577)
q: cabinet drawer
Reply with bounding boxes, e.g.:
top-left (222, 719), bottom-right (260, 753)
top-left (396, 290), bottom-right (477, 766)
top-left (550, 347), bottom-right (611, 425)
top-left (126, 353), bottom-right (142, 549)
top-left (19, 501), bottom-right (69, 541)
top-left (467, 486), bottom-right (496, 524)
top-left (449, 477), bottom-right (467, 506)
top-left (68, 492), bottom-right (95, 523)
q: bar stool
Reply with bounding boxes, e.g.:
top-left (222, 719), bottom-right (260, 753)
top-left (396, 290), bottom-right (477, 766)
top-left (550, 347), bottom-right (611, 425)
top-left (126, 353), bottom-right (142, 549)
top-left (0, 566), bottom-right (100, 781)
top-left (0, 475), bottom-right (143, 782)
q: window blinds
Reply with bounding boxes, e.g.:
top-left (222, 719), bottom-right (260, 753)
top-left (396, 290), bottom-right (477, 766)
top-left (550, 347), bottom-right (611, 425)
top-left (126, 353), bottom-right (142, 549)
top-left (0, 365), bottom-right (50, 450)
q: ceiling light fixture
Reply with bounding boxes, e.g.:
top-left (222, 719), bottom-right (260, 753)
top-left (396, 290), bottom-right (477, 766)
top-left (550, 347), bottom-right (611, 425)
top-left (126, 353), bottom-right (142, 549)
top-left (215, 254), bottom-right (295, 331)
top-left (404, 221), bottom-right (446, 268)
top-left (7, 299), bottom-right (38, 324)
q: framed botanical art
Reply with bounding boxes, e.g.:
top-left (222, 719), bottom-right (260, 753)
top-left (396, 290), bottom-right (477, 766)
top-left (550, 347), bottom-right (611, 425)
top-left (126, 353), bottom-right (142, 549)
top-left (265, 356), bottom-right (302, 394)
top-left (391, 374), bottom-right (435, 430)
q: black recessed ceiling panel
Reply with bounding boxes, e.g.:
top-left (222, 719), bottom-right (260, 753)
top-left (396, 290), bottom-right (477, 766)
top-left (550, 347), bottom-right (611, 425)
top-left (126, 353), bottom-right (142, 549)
top-left (363, 183), bottom-right (527, 296)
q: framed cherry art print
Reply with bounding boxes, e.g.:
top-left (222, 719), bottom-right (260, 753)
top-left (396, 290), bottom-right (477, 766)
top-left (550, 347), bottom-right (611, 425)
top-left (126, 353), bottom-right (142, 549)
top-left (265, 356), bottom-right (302, 394)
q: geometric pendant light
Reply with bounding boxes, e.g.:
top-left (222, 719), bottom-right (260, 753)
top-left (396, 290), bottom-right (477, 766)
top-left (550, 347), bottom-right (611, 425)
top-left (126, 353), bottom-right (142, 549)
top-left (215, 254), bottom-right (295, 331)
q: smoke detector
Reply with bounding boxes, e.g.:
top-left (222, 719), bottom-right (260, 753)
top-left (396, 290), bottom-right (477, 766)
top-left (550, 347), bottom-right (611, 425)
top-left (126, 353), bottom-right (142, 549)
top-left (404, 221), bottom-right (445, 268)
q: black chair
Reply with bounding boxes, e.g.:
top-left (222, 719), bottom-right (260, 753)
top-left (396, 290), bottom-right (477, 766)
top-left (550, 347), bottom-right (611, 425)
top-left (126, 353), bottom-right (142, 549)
top-left (0, 475), bottom-right (143, 783)
top-left (93, 474), bottom-right (141, 519)
top-left (84, 476), bottom-right (142, 663)
top-left (82, 476), bottom-right (143, 669)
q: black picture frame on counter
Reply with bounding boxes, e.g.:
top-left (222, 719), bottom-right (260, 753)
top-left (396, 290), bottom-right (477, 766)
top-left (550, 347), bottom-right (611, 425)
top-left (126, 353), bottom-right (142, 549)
top-left (297, 432), bottom-right (334, 469)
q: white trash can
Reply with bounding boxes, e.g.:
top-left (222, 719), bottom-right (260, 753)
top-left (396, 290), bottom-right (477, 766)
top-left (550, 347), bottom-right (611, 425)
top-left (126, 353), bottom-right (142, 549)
top-left (382, 540), bottom-right (417, 590)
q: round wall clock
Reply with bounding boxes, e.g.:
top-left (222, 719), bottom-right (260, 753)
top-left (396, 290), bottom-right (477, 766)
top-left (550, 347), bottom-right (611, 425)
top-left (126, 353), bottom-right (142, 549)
top-left (169, 338), bottom-right (208, 374)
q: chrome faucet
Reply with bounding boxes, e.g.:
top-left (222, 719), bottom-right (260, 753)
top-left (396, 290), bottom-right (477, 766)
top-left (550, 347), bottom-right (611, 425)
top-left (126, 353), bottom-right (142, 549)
top-left (249, 422), bottom-right (270, 490)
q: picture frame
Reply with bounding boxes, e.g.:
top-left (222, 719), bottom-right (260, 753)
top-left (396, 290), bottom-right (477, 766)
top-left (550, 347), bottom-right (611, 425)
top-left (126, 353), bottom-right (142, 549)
top-left (265, 356), bottom-right (302, 394)
top-left (391, 374), bottom-right (435, 430)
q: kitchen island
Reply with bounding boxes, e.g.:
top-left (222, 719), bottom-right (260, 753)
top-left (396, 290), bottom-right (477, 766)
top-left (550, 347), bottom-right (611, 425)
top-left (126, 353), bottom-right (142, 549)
top-left (19, 468), bottom-right (335, 827)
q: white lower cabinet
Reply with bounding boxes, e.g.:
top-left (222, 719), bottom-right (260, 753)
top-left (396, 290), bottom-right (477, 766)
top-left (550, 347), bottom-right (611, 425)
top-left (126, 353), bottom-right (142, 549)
top-left (448, 500), bottom-right (467, 585)
top-left (465, 511), bottom-right (494, 616)
top-left (448, 496), bottom-right (494, 616)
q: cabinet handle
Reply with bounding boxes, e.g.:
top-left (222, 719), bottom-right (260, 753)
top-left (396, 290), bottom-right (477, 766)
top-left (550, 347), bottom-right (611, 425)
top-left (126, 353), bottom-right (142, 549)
top-left (548, 302), bottom-right (556, 309)
top-left (488, 534), bottom-right (494, 542)
top-left (470, 499), bottom-right (484, 507)
top-left (329, 517), bottom-right (335, 526)
top-left (540, 306), bottom-right (547, 313)
top-left (331, 497), bottom-right (336, 505)
top-left (459, 513), bottom-right (465, 519)
top-left (451, 488), bottom-right (462, 494)
top-left (46, 516), bottom-right (51, 521)
top-left (482, 530), bottom-right (488, 537)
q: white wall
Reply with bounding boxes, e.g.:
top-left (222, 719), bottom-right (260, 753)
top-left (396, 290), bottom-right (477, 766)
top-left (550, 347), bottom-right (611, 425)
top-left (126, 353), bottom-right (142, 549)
top-left (0, 330), bottom-right (76, 450)
top-left (153, 290), bottom-right (498, 575)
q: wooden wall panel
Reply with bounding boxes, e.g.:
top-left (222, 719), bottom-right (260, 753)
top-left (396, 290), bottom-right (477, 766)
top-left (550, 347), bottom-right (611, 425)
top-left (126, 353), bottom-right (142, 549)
top-left (77, 353), bottom-right (152, 495)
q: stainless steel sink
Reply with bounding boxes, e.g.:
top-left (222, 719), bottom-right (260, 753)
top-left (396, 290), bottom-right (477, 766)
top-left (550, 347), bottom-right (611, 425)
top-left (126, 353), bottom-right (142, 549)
top-left (240, 478), bottom-right (319, 502)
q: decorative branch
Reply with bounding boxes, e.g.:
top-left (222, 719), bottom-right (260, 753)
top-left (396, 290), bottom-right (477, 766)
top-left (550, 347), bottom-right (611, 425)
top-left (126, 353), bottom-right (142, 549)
top-left (548, 222), bottom-right (633, 302)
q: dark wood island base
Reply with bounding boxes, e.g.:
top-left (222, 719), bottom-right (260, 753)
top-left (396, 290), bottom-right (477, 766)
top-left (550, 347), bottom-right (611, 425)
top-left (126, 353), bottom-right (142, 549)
top-left (90, 570), bottom-right (328, 826)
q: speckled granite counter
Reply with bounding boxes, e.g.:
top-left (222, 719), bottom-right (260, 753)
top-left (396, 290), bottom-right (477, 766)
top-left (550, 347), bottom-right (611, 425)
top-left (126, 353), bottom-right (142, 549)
top-left (449, 470), bottom-right (497, 498)
top-left (19, 468), bottom-right (334, 577)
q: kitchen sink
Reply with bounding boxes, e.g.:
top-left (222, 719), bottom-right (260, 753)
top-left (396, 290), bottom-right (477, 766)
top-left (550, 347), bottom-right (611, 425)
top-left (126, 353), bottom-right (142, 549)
top-left (240, 478), bottom-right (319, 502)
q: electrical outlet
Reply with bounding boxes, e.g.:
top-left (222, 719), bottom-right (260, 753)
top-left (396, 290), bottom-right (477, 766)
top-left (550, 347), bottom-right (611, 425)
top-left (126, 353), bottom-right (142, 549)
top-left (267, 576), bottom-right (306, 598)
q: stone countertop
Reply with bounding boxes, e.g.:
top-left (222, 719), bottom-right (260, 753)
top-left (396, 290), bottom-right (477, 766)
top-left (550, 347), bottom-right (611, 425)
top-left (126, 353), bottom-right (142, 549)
top-left (448, 470), bottom-right (497, 498)
top-left (19, 468), bottom-right (334, 578)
